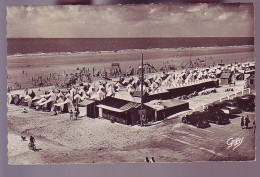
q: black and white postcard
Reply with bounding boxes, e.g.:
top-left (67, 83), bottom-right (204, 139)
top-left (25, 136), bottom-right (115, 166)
top-left (6, 3), bottom-right (255, 164)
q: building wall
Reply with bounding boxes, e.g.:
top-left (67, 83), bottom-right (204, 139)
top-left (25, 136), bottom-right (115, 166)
top-left (157, 102), bottom-right (189, 120)
top-left (220, 78), bottom-right (230, 85)
top-left (87, 103), bottom-right (98, 118)
top-left (246, 76), bottom-right (255, 91)
top-left (102, 109), bottom-right (130, 125)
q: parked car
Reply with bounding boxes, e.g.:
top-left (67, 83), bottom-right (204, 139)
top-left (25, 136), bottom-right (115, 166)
top-left (205, 109), bottom-right (230, 125)
top-left (182, 112), bottom-right (210, 128)
top-left (234, 95), bottom-right (255, 112)
top-left (209, 100), bottom-right (242, 115)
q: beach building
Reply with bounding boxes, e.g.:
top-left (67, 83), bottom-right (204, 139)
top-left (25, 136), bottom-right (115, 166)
top-left (144, 99), bottom-right (189, 121)
top-left (96, 97), bottom-right (143, 125)
top-left (220, 72), bottom-right (232, 85)
top-left (245, 74), bottom-right (255, 93)
top-left (166, 80), bottom-right (219, 99)
top-left (78, 99), bottom-right (98, 118)
top-left (96, 96), bottom-right (189, 125)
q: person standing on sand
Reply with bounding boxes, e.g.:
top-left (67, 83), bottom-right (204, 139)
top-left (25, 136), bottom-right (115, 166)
top-left (30, 136), bottom-right (35, 145)
top-left (245, 116), bottom-right (250, 129)
top-left (241, 116), bottom-right (244, 129)
top-left (253, 121), bottom-right (256, 133)
top-left (69, 109), bottom-right (73, 120)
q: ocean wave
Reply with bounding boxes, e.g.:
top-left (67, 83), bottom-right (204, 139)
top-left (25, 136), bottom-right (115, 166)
top-left (7, 45), bottom-right (254, 58)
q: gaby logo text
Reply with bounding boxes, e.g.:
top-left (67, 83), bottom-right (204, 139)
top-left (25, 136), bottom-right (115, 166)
top-left (226, 137), bottom-right (244, 150)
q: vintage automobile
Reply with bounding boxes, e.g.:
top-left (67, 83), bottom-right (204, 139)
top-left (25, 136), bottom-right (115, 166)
top-left (182, 111), bottom-right (210, 128)
top-left (210, 100), bottom-right (242, 115)
top-left (234, 95), bottom-right (255, 112)
top-left (205, 109), bottom-right (230, 125)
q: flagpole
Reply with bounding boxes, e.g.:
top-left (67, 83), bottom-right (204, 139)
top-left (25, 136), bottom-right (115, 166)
top-left (141, 53), bottom-right (144, 109)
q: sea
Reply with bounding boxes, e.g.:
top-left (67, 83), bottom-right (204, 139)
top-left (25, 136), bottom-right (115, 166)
top-left (7, 37), bottom-right (254, 56)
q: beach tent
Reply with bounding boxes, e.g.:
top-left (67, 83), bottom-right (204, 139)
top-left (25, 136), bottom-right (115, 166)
top-left (74, 94), bottom-right (82, 106)
top-left (98, 84), bottom-right (106, 93)
top-left (39, 95), bottom-right (56, 111)
top-left (7, 93), bottom-right (12, 105)
top-left (78, 88), bottom-right (85, 96)
top-left (144, 79), bottom-right (151, 87)
top-left (106, 85), bottom-right (115, 97)
top-left (65, 92), bottom-right (73, 101)
top-left (150, 82), bottom-right (159, 90)
top-left (87, 85), bottom-right (96, 98)
top-left (137, 84), bottom-right (149, 92)
top-left (127, 84), bottom-right (135, 95)
top-left (70, 87), bottom-right (76, 97)
top-left (91, 90), bottom-right (106, 101)
top-left (34, 98), bottom-right (47, 110)
top-left (53, 98), bottom-right (73, 113)
top-left (114, 82), bottom-right (122, 91)
top-left (23, 95), bottom-right (33, 107)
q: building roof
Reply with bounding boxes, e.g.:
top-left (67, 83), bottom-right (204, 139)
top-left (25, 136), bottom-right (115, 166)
top-left (145, 99), bottom-right (188, 111)
top-left (98, 96), bottom-right (141, 112)
top-left (132, 91), bottom-right (149, 97)
top-left (220, 72), bottom-right (232, 79)
top-left (97, 105), bottom-right (125, 113)
top-left (78, 99), bottom-right (95, 107)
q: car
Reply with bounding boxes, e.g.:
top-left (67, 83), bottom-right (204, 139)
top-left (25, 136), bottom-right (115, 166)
top-left (205, 109), bottom-right (230, 125)
top-left (182, 111), bottom-right (210, 128)
top-left (209, 100), bottom-right (242, 115)
top-left (234, 95), bottom-right (255, 112)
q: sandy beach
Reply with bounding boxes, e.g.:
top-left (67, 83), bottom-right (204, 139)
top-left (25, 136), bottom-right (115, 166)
top-left (7, 79), bottom-right (255, 164)
top-left (7, 46), bottom-right (254, 89)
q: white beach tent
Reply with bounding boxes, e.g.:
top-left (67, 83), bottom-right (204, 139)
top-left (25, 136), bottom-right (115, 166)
top-left (54, 98), bottom-right (73, 113)
top-left (24, 95), bottom-right (32, 107)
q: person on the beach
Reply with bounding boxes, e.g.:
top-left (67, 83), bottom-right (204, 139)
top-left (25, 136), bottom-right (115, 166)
top-left (30, 135), bottom-right (35, 144)
top-left (253, 120), bottom-right (256, 133)
top-left (53, 110), bottom-right (58, 116)
top-left (21, 136), bottom-right (26, 141)
top-left (69, 109), bottom-right (74, 120)
top-left (140, 114), bottom-right (145, 127)
top-left (245, 116), bottom-right (250, 129)
top-left (74, 107), bottom-right (79, 120)
top-left (145, 157), bottom-right (150, 163)
top-left (241, 116), bottom-right (244, 129)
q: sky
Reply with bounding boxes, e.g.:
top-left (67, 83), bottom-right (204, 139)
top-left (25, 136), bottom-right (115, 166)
top-left (6, 3), bottom-right (254, 38)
